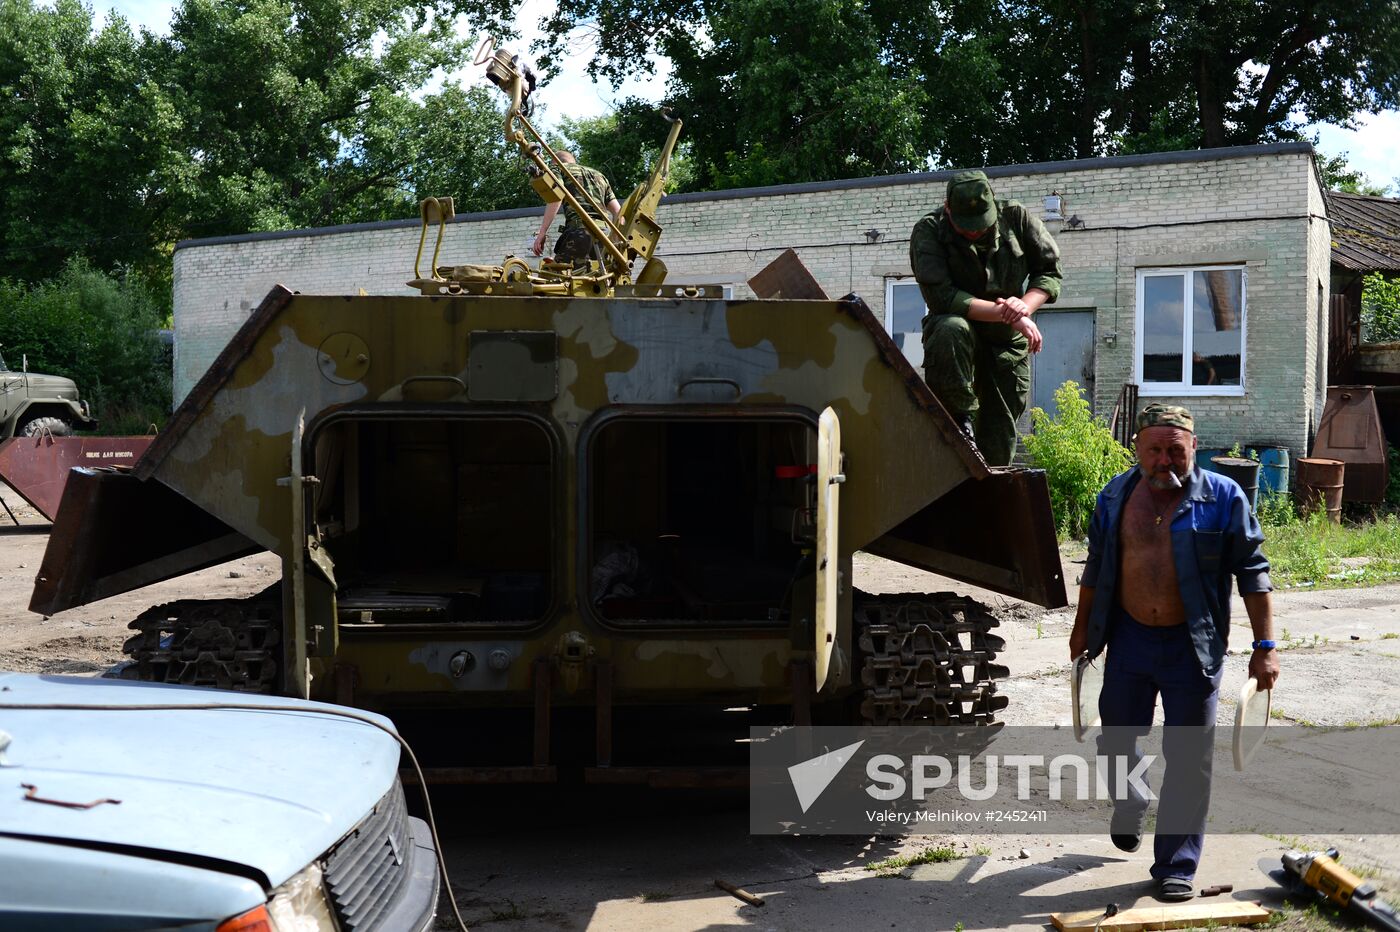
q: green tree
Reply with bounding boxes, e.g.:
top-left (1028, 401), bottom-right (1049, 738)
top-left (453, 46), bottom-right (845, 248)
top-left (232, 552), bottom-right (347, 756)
top-left (537, 0), bottom-right (1400, 177)
top-left (662, 0), bottom-right (928, 189)
top-left (0, 0), bottom-right (187, 286)
top-left (349, 82), bottom-right (539, 217)
top-left (0, 260), bottom-right (171, 430)
top-left (1317, 151), bottom-right (1392, 196)
top-left (1361, 272), bottom-right (1400, 344)
top-left (556, 101), bottom-right (695, 195)
top-left (0, 0), bottom-right (545, 288)
top-left (159, 0), bottom-right (472, 233)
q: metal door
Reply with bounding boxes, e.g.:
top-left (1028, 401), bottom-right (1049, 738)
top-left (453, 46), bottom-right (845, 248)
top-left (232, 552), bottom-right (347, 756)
top-left (1031, 310), bottom-right (1095, 417)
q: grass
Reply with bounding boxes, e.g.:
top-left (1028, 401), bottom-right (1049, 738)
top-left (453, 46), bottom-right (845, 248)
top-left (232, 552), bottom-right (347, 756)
top-left (1260, 509), bottom-right (1400, 590)
top-left (974, 844), bottom-right (992, 857)
top-left (866, 845), bottom-right (963, 875)
top-left (1382, 633), bottom-right (1399, 640)
top-left (1263, 832), bottom-right (1305, 849)
top-left (1278, 628), bottom-right (1329, 650)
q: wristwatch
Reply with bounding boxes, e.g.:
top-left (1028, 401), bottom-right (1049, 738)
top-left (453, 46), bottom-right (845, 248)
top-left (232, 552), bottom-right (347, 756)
top-left (1251, 639), bottom-right (1277, 650)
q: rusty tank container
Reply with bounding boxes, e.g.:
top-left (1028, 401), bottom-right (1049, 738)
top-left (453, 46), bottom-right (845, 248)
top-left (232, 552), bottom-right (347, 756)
top-left (30, 43), bottom-right (1066, 782)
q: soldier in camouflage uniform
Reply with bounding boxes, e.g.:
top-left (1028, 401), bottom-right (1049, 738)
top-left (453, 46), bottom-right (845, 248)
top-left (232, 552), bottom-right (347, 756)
top-left (531, 152), bottom-right (623, 265)
top-left (909, 170), bottom-right (1063, 466)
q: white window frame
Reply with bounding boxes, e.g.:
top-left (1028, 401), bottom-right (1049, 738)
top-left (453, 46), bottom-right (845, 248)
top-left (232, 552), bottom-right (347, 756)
top-left (1134, 264), bottom-right (1247, 397)
top-left (883, 278), bottom-right (925, 337)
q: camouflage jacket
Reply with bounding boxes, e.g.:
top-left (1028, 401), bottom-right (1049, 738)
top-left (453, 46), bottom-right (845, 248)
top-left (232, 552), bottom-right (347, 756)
top-left (909, 199), bottom-right (1063, 339)
top-left (560, 164), bottom-right (617, 231)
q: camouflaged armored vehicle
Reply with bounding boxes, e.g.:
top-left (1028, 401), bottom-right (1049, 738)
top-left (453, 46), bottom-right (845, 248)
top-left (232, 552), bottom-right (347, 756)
top-left (31, 44), bottom-right (1066, 781)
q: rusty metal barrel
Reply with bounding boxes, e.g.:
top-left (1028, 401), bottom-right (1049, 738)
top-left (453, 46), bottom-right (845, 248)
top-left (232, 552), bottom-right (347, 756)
top-left (1296, 457), bottom-right (1346, 523)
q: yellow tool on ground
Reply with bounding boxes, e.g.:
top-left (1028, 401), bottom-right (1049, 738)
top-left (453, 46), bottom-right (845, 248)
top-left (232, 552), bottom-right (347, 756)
top-left (1281, 848), bottom-right (1400, 931)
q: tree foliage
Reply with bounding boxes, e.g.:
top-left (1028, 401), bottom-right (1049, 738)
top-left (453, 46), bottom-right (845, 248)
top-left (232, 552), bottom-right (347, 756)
top-left (4, 0), bottom-right (1400, 293)
top-left (555, 101), bottom-right (695, 195)
top-left (662, 0), bottom-right (930, 189)
top-left (1361, 271), bottom-right (1400, 344)
top-left (537, 0), bottom-right (1400, 179)
top-left (1317, 151), bottom-right (1392, 196)
top-left (0, 0), bottom-right (185, 285)
top-left (0, 0), bottom-right (540, 292)
top-left (0, 260), bottom-right (171, 431)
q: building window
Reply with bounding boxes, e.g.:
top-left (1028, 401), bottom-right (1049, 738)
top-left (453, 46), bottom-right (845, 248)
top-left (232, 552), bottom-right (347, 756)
top-left (1135, 266), bottom-right (1246, 396)
top-left (884, 279), bottom-right (926, 368)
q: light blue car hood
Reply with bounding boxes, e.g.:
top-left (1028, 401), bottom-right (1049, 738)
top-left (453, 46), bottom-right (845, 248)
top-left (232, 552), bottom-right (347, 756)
top-left (0, 673), bottom-right (402, 888)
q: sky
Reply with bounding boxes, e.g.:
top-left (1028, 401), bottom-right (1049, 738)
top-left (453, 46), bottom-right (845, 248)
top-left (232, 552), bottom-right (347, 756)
top-left (98, 0), bottom-right (1399, 192)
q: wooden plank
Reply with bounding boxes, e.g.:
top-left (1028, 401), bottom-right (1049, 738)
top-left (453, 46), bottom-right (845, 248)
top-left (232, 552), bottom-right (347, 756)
top-left (747, 248), bottom-right (829, 300)
top-left (1051, 902), bottom-right (1271, 932)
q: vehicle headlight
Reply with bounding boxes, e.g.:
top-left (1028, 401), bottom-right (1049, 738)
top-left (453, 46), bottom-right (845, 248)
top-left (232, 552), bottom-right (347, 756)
top-left (266, 863), bottom-right (338, 932)
top-left (216, 863), bottom-right (337, 932)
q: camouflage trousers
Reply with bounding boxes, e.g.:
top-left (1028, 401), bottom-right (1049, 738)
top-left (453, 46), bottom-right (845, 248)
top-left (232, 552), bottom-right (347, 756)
top-left (554, 226), bottom-right (604, 267)
top-left (922, 314), bottom-right (1030, 467)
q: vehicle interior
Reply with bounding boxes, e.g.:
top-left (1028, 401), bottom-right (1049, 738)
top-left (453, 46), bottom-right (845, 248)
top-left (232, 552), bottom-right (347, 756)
top-left (587, 416), bottom-right (816, 625)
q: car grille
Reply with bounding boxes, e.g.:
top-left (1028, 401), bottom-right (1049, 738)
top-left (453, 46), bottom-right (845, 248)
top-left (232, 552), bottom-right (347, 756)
top-left (323, 781), bottom-right (413, 931)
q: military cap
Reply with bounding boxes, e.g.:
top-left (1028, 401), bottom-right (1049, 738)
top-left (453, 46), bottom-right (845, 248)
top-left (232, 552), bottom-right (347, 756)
top-left (1137, 402), bottom-right (1194, 434)
top-left (945, 170), bottom-right (998, 232)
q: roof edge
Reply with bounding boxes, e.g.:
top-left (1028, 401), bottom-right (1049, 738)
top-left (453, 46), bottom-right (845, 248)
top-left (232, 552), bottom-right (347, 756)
top-left (175, 142), bottom-right (1316, 252)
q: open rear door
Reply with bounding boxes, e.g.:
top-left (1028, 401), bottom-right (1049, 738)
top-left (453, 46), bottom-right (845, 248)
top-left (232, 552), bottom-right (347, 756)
top-left (814, 407), bottom-right (844, 692)
top-left (865, 469), bottom-right (1067, 608)
top-left (31, 469), bottom-right (259, 616)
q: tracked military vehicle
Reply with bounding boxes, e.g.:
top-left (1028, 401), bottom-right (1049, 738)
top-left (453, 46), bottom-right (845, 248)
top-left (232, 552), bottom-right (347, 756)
top-left (32, 44), bottom-right (1066, 781)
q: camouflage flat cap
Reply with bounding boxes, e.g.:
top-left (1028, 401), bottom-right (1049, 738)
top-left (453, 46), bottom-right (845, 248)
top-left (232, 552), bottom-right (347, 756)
top-left (946, 170), bottom-right (998, 232)
top-left (1137, 402), bottom-right (1194, 433)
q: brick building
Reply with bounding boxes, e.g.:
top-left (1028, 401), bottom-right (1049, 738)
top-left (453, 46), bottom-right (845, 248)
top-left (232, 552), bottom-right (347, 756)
top-left (173, 141), bottom-right (1330, 460)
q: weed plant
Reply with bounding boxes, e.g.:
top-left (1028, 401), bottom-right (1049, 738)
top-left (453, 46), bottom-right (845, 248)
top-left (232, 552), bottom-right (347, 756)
top-left (1260, 506), bottom-right (1400, 589)
top-left (1024, 381), bottom-right (1133, 540)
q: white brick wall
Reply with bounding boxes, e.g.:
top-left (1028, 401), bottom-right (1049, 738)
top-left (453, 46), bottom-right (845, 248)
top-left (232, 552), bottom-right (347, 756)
top-left (174, 144), bottom-right (1328, 460)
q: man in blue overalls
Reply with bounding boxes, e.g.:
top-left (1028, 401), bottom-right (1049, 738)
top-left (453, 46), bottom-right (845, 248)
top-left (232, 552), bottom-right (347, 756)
top-left (1069, 403), bottom-right (1280, 900)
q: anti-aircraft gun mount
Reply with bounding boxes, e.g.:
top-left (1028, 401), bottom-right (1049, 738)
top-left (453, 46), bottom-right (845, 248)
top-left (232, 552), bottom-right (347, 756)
top-left (29, 46), bottom-right (1067, 784)
top-left (409, 39), bottom-right (690, 300)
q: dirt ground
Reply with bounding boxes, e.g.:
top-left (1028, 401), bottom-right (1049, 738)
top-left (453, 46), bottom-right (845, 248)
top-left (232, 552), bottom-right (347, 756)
top-left (3, 477), bottom-right (1397, 931)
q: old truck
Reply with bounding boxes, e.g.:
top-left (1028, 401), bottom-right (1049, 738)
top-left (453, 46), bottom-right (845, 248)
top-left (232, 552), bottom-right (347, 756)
top-left (30, 46), bottom-right (1066, 782)
top-left (0, 348), bottom-right (97, 439)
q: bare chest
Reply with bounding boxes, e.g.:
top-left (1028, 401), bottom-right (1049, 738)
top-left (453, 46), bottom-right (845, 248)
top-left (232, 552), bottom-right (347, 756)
top-left (1117, 484), bottom-right (1188, 623)
top-left (1120, 485), bottom-right (1182, 557)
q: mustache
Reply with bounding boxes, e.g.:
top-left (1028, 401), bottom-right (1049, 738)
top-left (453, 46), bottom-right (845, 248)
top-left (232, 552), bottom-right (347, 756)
top-left (1138, 463), bottom-right (1184, 489)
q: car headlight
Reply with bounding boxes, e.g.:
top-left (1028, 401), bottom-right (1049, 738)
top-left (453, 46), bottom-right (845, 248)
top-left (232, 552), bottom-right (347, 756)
top-left (217, 863), bottom-right (337, 932)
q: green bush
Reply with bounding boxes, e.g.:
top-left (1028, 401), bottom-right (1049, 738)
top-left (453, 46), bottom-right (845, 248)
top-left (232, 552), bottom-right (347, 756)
top-left (1256, 491), bottom-right (1299, 528)
top-left (1024, 381), bottom-right (1135, 539)
top-left (0, 260), bottom-right (171, 433)
top-left (1361, 272), bottom-right (1400, 344)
